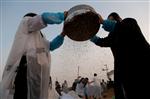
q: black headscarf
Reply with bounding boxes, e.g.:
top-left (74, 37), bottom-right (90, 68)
top-left (23, 13), bottom-right (37, 17)
top-left (108, 12), bottom-right (122, 22)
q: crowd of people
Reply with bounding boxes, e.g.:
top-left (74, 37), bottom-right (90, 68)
top-left (53, 73), bottom-right (114, 99)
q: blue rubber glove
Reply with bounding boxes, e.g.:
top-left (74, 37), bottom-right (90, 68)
top-left (50, 35), bottom-right (64, 51)
top-left (90, 35), bottom-right (100, 43)
top-left (102, 19), bottom-right (116, 32)
top-left (42, 12), bottom-right (64, 24)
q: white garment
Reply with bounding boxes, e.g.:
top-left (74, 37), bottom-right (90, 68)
top-left (75, 83), bottom-right (85, 97)
top-left (60, 91), bottom-right (81, 99)
top-left (0, 15), bottom-right (51, 99)
top-left (60, 92), bottom-right (74, 99)
top-left (93, 76), bottom-right (101, 86)
top-left (92, 77), bottom-right (102, 98)
top-left (85, 84), bottom-right (95, 97)
top-left (68, 91), bottom-right (81, 99)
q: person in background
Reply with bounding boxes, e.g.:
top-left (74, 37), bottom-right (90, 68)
top-left (107, 78), bottom-right (114, 89)
top-left (84, 77), bottom-right (94, 99)
top-left (72, 76), bottom-right (81, 91)
top-left (90, 73), bottom-right (102, 99)
top-left (55, 81), bottom-right (62, 96)
top-left (1, 11), bottom-right (68, 99)
top-left (75, 78), bottom-right (86, 98)
top-left (62, 80), bottom-right (68, 93)
top-left (90, 12), bottom-right (150, 99)
top-left (49, 76), bottom-right (52, 89)
top-left (101, 79), bottom-right (107, 93)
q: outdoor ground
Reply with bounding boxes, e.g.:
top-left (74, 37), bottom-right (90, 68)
top-left (48, 87), bottom-right (115, 99)
top-left (103, 88), bottom-right (114, 99)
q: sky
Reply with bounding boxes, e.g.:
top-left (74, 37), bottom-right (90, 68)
top-left (0, 0), bottom-right (150, 86)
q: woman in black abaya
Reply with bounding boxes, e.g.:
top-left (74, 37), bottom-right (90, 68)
top-left (91, 14), bottom-right (150, 99)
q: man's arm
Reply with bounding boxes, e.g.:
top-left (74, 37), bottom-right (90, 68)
top-left (41, 12), bottom-right (65, 24)
top-left (90, 17), bottom-right (116, 47)
top-left (28, 12), bottom-right (65, 33)
top-left (49, 34), bottom-right (65, 51)
top-left (90, 34), bottom-right (113, 47)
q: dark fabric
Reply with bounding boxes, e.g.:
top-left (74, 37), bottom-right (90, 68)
top-left (23, 13), bottom-right (37, 17)
top-left (14, 55), bottom-right (27, 99)
top-left (95, 18), bottom-right (150, 99)
top-left (72, 82), bottom-right (77, 91)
